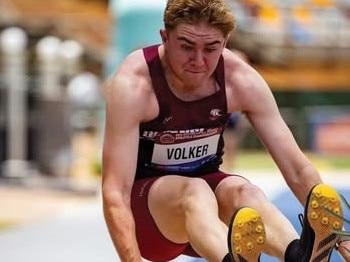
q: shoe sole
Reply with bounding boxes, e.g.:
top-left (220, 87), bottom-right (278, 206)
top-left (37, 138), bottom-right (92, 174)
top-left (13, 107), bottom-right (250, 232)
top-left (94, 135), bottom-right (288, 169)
top-left (307, 184), bottom-right (343, 262)
top-left (228, 207), bottom-right (266, 262)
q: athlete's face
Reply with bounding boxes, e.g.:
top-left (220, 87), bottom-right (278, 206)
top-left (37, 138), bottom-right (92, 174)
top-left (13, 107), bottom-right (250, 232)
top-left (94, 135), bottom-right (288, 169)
top-left (161, 22), bottom-right (228, 88)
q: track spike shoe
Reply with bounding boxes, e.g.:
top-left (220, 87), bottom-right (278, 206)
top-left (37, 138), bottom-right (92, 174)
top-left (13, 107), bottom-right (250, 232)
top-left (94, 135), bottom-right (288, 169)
top-left (298, 183), bottom-right (343, 262)
top-left (228, 207), bottom-right (266, 262)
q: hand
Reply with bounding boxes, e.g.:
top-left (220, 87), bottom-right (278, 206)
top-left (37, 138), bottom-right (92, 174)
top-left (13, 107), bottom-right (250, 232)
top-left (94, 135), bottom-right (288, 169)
top-left (337, 240), bottom-right (350, 262)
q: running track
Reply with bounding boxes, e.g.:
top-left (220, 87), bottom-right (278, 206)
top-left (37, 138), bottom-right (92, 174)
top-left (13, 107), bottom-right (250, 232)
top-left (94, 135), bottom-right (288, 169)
top-left (0, 171), bottom-right (348, 262)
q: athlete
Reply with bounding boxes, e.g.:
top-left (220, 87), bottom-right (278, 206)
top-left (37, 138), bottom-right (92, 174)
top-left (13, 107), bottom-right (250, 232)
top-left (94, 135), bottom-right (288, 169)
top-left (101, 0), bottom-right (349, 261)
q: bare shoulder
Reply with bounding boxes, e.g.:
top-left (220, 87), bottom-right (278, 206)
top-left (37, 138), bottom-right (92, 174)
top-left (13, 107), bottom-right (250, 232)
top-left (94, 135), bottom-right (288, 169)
top-left (222, 48), bottom-right (268, 91)
top-left (103, 50), bottom-right (150, 99)
top-left (103, 49), bottom-right (158, 122)
top-left (222, 48), bottom-right (273, 112)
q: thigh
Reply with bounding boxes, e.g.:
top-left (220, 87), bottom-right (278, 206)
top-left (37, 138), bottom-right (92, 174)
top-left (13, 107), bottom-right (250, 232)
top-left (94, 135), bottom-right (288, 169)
top-left (131, 177), bottom-right (189, 262)
top-left (148, 175), bottom-right (214, 242)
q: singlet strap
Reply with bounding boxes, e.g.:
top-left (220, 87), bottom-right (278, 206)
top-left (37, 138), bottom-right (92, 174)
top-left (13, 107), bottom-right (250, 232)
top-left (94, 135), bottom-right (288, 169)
top-left (143, 45), bottom-right (170, 120)
top-left (143, 44), bottom-right (168, 98)
top-left (143, 44), bottom-right (160, 63)
top-left (214, 56), bottom-right (225, 89)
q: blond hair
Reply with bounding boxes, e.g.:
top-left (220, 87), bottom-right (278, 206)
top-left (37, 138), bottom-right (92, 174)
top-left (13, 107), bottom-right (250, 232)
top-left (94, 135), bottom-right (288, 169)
top-left (163, 0), bottom-right (236, 37)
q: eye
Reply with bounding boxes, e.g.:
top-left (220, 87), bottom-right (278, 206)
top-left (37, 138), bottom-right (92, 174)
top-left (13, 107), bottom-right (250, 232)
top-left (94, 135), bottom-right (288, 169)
top-left (204, 48), bottom-right (216, 53)
top-left (181, 45), bottom-right (193, 51)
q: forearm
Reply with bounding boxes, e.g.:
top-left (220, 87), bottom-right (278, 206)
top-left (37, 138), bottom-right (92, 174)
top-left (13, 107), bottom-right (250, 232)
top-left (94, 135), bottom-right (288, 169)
top-left (103, 197), bottom-right (142, 262)
top-left (284, 163), bottom-right (323, 206)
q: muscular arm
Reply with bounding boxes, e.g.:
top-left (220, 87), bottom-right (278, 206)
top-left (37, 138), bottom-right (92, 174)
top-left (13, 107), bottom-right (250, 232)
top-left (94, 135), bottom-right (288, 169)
top-left (224, 49), bottom-right (322, 205)
top-left (246, 84), bottom-right (322, 205)
top-left (101, 52), bottom-right (156, 261)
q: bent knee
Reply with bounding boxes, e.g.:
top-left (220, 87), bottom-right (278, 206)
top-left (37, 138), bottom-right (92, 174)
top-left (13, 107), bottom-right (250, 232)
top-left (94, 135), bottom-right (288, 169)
top-left (180, 178), bottom-right (217, 212)
top-left (216, 178), bottom-right (268, 222)
top-left (217, 177), bottom-right (267, 202)
top-left (239, 183), bottom-right (267, 204)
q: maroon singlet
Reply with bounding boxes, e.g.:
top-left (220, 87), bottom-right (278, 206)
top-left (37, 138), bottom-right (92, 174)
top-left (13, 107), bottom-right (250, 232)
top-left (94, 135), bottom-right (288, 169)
top-left (135, 45), bottom-right (230, 179)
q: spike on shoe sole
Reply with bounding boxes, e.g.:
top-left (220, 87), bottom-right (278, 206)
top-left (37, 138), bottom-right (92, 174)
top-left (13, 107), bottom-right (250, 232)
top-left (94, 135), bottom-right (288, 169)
top-left (307, 184), bottom-right (343, 262)
top-left (228, 207), bottom-right (266, 262)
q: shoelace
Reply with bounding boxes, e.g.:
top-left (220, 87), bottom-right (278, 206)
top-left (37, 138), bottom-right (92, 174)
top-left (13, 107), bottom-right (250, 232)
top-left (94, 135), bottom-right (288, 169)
top-left (298, 213), bottom-right (304, 227)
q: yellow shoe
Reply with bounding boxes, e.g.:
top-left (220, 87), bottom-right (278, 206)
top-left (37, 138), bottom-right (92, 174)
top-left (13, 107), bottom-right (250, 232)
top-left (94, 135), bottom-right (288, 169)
top-left (228, 207), bottom-right (266, 262)
top-left (299, 184), bottom-right (343, 262)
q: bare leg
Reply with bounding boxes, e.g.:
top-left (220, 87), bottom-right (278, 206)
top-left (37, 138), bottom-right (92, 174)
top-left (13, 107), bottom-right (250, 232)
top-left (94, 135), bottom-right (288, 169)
top-left (215, 175), bottom-right (299, 260)
top-left (148, 176), bottom-right (229, 262)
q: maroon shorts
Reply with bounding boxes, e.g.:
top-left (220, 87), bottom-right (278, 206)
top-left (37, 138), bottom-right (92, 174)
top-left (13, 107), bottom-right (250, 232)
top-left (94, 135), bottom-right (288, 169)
top-left (130, 171), bottom-right (233, 262)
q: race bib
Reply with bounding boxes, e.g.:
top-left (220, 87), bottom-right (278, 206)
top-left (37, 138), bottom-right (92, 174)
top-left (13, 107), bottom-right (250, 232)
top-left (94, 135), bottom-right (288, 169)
top-left (151, 134), bottom-right (220, 166)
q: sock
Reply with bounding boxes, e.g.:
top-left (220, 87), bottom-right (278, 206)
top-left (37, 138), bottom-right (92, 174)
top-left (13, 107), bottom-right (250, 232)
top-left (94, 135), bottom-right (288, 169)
top-left (222, 253), bottom-right (232, 262)
top-left (284, 239), bottom-right (300, 262)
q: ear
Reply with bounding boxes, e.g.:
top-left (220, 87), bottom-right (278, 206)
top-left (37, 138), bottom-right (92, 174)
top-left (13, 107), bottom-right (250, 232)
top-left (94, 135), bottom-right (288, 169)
top-left (160, 29), bottom-right (168, 44)
top-left (223, 34), bottom-right (231, 47)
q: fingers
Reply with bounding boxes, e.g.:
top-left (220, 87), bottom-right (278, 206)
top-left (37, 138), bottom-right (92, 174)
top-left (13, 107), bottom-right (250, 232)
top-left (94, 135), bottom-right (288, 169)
top-left (337, 240), bottom-right (350, 262)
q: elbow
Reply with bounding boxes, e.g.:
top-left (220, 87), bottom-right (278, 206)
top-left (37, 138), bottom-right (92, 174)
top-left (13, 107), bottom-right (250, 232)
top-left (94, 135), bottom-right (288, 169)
top-left (102, 184), bottom-right (131, 212)
top-left (102, 187), bottom-right (125, 206)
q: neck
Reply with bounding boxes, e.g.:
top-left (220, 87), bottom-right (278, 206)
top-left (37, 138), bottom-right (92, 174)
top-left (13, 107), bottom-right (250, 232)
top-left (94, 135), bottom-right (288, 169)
top-left (165, 71), bottom-right (218, 101)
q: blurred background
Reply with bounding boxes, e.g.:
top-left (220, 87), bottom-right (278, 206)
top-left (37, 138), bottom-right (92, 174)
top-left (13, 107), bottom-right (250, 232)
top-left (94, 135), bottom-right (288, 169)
top-left (0, 0), bottom-right (349, 261)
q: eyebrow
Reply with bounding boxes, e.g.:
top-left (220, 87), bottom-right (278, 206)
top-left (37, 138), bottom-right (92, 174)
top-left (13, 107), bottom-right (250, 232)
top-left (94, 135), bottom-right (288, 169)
top-left (177, 37), bottom-right (221, 46)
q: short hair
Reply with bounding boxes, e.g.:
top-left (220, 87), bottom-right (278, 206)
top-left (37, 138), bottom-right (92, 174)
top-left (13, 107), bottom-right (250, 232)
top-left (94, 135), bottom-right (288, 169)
top-left (163, 0), bottom-right (236, 37)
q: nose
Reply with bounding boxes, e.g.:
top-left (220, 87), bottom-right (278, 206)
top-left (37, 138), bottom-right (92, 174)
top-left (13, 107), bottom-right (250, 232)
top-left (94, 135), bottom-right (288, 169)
top-left (191, 50), bottom-right (205, 66)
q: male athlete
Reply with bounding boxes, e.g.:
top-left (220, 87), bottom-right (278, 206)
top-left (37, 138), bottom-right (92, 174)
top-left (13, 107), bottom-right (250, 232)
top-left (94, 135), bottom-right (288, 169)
top-left (102, 0), bottom-right (349, 261)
